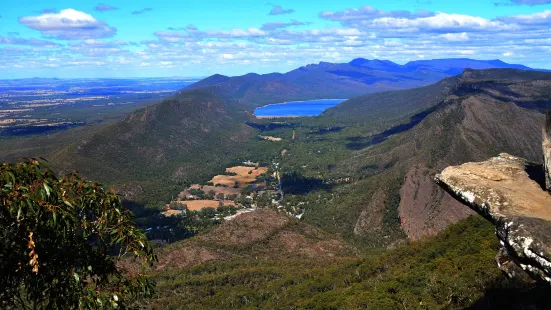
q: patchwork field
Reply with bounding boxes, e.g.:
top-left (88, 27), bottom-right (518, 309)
top-left (174, 200), bottom-right (237, 211)
top-left (210, 166), bottom-right (269, 187)
top-left (165, 165), bottom-right (271, 215)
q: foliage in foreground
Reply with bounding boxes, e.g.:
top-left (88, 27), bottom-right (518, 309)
top-left (0, 159), bottom-right (156, 309)
top-left (150, 216), bottom-right (539, 309)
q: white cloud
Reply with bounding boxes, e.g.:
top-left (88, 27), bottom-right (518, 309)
top-left (268, 4), bottom-right (294, 16)
top-left (366, 13), bottom-right (513, 33)
top-left (261, 20), bottom-right (306, 31)
top-left (19, 8), bottom-right (116, 40)
top-left (208, 28), bottom-right (267, 37)
top-left (69, 39), bottom-right (127, 48)
top-left (498, 10), bottom-right (551, 25)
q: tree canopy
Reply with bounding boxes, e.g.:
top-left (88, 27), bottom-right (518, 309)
top-left (0, 159), bottom-right (156, 309)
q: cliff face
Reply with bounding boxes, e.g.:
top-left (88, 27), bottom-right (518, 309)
top-left (435, 153), bottom-right (551, 284)
top-left (544, 110), bottom-right (551, 191)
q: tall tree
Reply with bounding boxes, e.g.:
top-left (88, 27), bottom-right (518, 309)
top-left (0, 159), bottom-right (156, 309)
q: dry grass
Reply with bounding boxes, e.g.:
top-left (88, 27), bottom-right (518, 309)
top-left (168, 165), bottom-right (269, 215)
top-left (153, 209), bottom-right (357, 270)
top-left (172, 200), bottom-right (237, 211)
top-left (209, 166), bottom-right (268, 187)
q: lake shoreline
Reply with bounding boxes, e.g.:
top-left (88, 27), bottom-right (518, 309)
top-left (255, 115), bottom-right (307, 119)
top-left (257, 98), bottom-right (347, 108)
top-left (254, 99), bottom-right (346, 118)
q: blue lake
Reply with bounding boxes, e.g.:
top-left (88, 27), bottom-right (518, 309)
top-left (254, 99), bottom-right (346, 117)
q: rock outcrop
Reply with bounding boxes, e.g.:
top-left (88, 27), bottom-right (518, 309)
top-left (435, 153), bottom-right (551, 284)
top-left (544, 110), bottom-right (551, 191)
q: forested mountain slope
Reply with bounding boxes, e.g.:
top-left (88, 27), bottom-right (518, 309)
top-left (149, 215), bottom-right (551, 309)
top-left (50, 87), bottom-right (256, 207)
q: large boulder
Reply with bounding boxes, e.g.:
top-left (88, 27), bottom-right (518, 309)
top-left (435, 153), bottom-right (551, 284)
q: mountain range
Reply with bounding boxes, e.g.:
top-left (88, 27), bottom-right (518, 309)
top-left (186, 58), bottom-right (543, 108)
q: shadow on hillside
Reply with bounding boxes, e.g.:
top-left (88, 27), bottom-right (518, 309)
top-left (0, 123), bottom-right (85, 136)
top-left (246, 121), bottom-right (292, 131)
top-left (123, 200), bottom-right (185, 243)
top-left (345, 104), bottom-right (440, 150)
top-left (467, 285), bottom-right (551, 309)
top-left (280, 171), bottom-right (332, 195)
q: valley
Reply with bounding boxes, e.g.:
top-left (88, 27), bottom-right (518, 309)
top-left (2, 65), bottom-right (550, 245)
top-left (2, 59), bottom-right (551, 309)
top-left (5, 0), bottom-right (551, 308)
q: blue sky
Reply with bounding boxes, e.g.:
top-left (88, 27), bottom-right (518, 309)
top-left (1, 0), bottom-right (551, 78)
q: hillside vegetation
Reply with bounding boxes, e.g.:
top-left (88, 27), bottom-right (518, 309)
top-left (0, 87), bottom-right (265, 208)
top-left (148, 215), bottom-right (551, 309)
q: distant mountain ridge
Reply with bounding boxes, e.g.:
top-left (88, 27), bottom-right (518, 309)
top-left (348, 58), bottom-right (533, 74)
top-left (187, 58), bottom-right (544, 108)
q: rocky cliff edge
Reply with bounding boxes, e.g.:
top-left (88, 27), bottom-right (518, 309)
top-left (435, 153), bottom-right (551, 284)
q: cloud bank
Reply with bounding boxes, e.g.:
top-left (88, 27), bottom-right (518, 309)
top-left (3, 4), bottom-right (551, 75)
